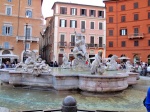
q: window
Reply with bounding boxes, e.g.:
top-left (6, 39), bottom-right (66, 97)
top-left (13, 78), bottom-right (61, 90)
top-left (90, 22), bottom-right (94, 29)
top-left (148, 12), bottom-right (150, 19)
top-left (90, 36), bottom-right (94, 47)
top-left (2, 25), bottom-right (13, 36)
top-left (109, 6), bottom-right (113, 12)
top-left (98, 11), bottom-right (104, 18)
top-left (70, 8), bottom-right (76, 15)
top-left (6, 6), bottom-right (12, 15)
top-left (26, 43), bottom-right (30, 49)
top-left (99, 37), bottom-right (103, 47)
top-left (149, 0), bottom-right (150, 6)
top-left (60, 34), bottom-right (65, 46)
top-left (80, 9), bottom-right (86, 16)
top-left (121, 16), bottom-right (126, 22)
top-left (134, 27), bottom-right (139, 36)
top-left (148, 40), bottom-right (150, 46)
top-left (90, 10), bottom-right (95, 17)
top-left (81, 21), bottom-right (85, 29)
top-left (134, 14), bottom-right (139, 21)
top-left (109, 30), bottom-right (113, 36)
top-left (121, 41), bottom-right (126, 47)
top-left (25, 27), bottom-right (31, 39)
top-left (60, 7), bottom-right (67, 14)
top-left (120, 29), bottom-right (127, 36)
top-left (109, 41), bottom-right (113, 47)
top-left (109, 17), bottom-right (113, 23)
top-left (148, 26), bottom-right (150, 33)
top-left (26, 10), bottom-right (32, 18)
top-left (8, 0), bottom-right (12, 2)
top-left (134, 2), bottom-right (138, 9)
top-left (99, 22), bottom-right (103, 30)
top-left (121, 5), bottom-right (125, 11)
top-left (71, 35), bottom-right (75, 46)
top-left (28, 0), bottom-right (32, 6)
top-left (4, 42), bottom-right (9, 49)
top-left (134, 40), bottom-right (139, 46)
top-left (70, 20), bottom-right (77, 28)
top-left (60, 19), bottom-right (67, 27)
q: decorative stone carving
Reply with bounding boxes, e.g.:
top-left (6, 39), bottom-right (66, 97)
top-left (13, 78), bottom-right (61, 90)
top-left (72, 32), bottom-right (90, 70)
top-left (61, 53), bottom-right (71, 69)
top-left (91, 50), bottom-right (105, 75)
top-left (15, 51), bottom-right (51, 76)
top-left (106, 55), bottom-right (118, 71)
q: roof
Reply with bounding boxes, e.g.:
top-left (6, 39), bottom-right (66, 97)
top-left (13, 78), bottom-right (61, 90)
top-left (51, 2), bottom-right (105, 9)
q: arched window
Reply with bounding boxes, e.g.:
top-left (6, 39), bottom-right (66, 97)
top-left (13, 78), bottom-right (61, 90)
top-left (2, 50), bottom-right (10, 55)
top-left (147, 55), bottom-right (150, 58)
top-left (26, 10), bottom-right (32, 18)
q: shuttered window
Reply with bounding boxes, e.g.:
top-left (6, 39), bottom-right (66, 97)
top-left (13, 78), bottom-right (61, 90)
top-left (6, 6), bottom-right (12, 15)
top-left (60, 19), bottom-right (67, 27)
top-left (90, 10), bottom-right (95, 17)
top-left (121, 5), bottom-right (125, 11)
top-left (134, 2), bottom-right (138, 9)
top-left (98, 11), bottom-right (104, 18)
top-left (134, 14), bottom-right (139, 20)
top-left (60, 7), bottom-right (67, 14)
top-left (121, 16), bottom-right (126, 22)
top-left (109, 41), bottom-right (113, 47)
top-left (109, 30), bottom-right (113, 36)
top-left (109, 17), bottom-right (113, 23)
top-left (2, 25), bottom-right (13, 36)
top-left (90, 22), bottom-right (94, 29)
top-left (121, 41), bottom-right (126, 47)
top-left (99, 37), bottom-right (102, 47)
top-left (134, 41), bottom-right (139, 46)
top-left (70, 20), bottom-right (77, 28)
top-left (99, 22), bottom-right (103, 30)
top-left (81, 21), bottom-right (85, 29)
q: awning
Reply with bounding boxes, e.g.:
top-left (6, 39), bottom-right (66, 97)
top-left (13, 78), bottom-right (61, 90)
top-left (0, 54), bottom-right (19, 59)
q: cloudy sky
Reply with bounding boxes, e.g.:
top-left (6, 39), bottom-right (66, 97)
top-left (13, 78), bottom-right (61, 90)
top-left (42, 0), bottom-right (105, 18)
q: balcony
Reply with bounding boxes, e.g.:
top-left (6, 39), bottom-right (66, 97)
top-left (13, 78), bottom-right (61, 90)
top-left (88, 43), bottom-right (98, 49)
top-left (58, 42), bottom-right (67, 48)
top-left (0, 46), bottom-right (14, 50)
top-left (128, 33), bottom-right (144, 39)
top-left (69, 42), bottom-right (75, 48)
top-left (16, 36), bottom-right (39, 42)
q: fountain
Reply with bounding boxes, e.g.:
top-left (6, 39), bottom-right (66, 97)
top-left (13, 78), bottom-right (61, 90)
top-left (0, 32), bottom-right (144, 111)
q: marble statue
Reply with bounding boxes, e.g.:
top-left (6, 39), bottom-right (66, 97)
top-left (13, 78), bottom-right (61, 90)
top-left (91, 50), bottom-right (105, 75)
top-left (106, 55), bottom-right (118, 71)
top-left (15, 51), bottom-right (51, 76)
top-left (72, 32), bottom-right (90, 70)
top-left (125, 60), bottom-right (134, 72)
top-left (61, 53), bottom-right (71, 69)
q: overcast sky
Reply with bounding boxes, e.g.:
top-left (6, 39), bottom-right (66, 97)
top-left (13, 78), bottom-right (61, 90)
top-left (42, 0), bottom-right (105, 18)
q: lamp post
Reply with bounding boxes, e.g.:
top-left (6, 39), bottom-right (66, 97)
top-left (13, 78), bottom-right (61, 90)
top-left (23, 16), bottom-right (29, 62)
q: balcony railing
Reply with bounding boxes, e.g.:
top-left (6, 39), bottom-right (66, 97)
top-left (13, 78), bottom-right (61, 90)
top-left (0, 46), bottom-right (14, 50)
top-left (16, 36), bottom-right (39, 42)
top-left (88, 43), bottom-right (98, 48)
top-left (128, 33), bottom-right (144, 39)
top-left (58, 42), bottom-right (67, 48)
top-left (69, 42), bottom-right (75, 48)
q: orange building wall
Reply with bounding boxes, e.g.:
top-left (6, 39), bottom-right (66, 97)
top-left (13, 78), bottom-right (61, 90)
top-left (105, 0), bottom-right (150, 64)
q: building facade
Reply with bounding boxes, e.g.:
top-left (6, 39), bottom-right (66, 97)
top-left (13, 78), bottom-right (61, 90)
top-left (0, 0), bottom-right (43, 64)
top-left (42, 2), bottom-right (106, 65)
top-left (104, 0), bottom-right (150, 64)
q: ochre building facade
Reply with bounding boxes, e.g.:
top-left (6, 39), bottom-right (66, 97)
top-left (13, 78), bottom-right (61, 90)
top-left (0, 0), bottom-right (43, 64)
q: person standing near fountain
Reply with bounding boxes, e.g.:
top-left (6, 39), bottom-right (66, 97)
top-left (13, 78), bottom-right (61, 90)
top-left (144, 87), bottom-right (150, 112)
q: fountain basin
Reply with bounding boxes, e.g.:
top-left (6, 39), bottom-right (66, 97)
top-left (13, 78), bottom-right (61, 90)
top-left (0, 68), bottom-right (139, 93)
top-left (79, 74), bottom-right (128, 92)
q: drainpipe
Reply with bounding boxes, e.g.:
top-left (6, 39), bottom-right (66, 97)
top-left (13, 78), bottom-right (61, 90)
top-left (17, 0), bottom-right (21, 36)
top-left (116, 0), bottom-right (118, 47)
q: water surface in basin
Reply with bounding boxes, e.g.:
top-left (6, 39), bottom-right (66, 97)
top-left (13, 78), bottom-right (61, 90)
top-left (0, 84), bottom-right (147, 112)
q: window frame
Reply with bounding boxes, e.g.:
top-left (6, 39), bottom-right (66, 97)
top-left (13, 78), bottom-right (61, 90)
top-left (26, 9), bottom-right (32, 18)
top-left (120, 28), bottom-right (127, 36)
top-left (109, 41), bottom-right (113, 47)
top-left (81, 21), bottom-right (85, 29)
top-left (148, 26), bottom-right (150, 34)
top-left (28, 0), bottom-right (32, 6)
top-left (109, 17), bottom-right (113, 23)
top-left (7, 0), bottom-right (12, 2)
top-left (98, 10), bottom-right (104, 18)
top-left (2, 24), bottom-right (13, 36)
top-left (134, 40), bottom-right (139, 46)
top-left (90, 22), bottom-right (95, 29)
top-left (134, 13), bottom-right (139, 21)
top-left (99, 22), bottom-right (103, 30)
top-left (70, 8), bottom-right (77, 15)
top-left (148, 12), bottom-right (150, 19)
top-left (5, 5), bottom-right (12, 16)
top-left (109, 6), bottom-right (113, 12)
top-left (121, 15), bottom-right (126, 22)
top-left (109, 29), bottom-right (113, 36)
top-left (121, 5), bottom-right (125, 11)
top-left (89, 10), bottom-right (95, 17)
top-left (80, 9), bottom-right (87, 16)
top-left (4, 42), bottom-right (10, 49)
top-left (24, 25), bottom-right (32, 38)
top-left (60, 19), bottom-right (67, 27)
top-left (60, 7), bottom-right (67, 14)
top-left (26, 43), bottom-right (30, 50)
top-left (70, 20), bottom-right (77, 28)
top-left (121, 41), bottom-right (126, 47)
top-left (134, 2), bottom-right (138, 9)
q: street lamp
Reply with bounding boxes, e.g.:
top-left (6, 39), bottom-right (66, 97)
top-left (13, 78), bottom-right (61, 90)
top-left (23, 15), bottom-right (29, 62)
